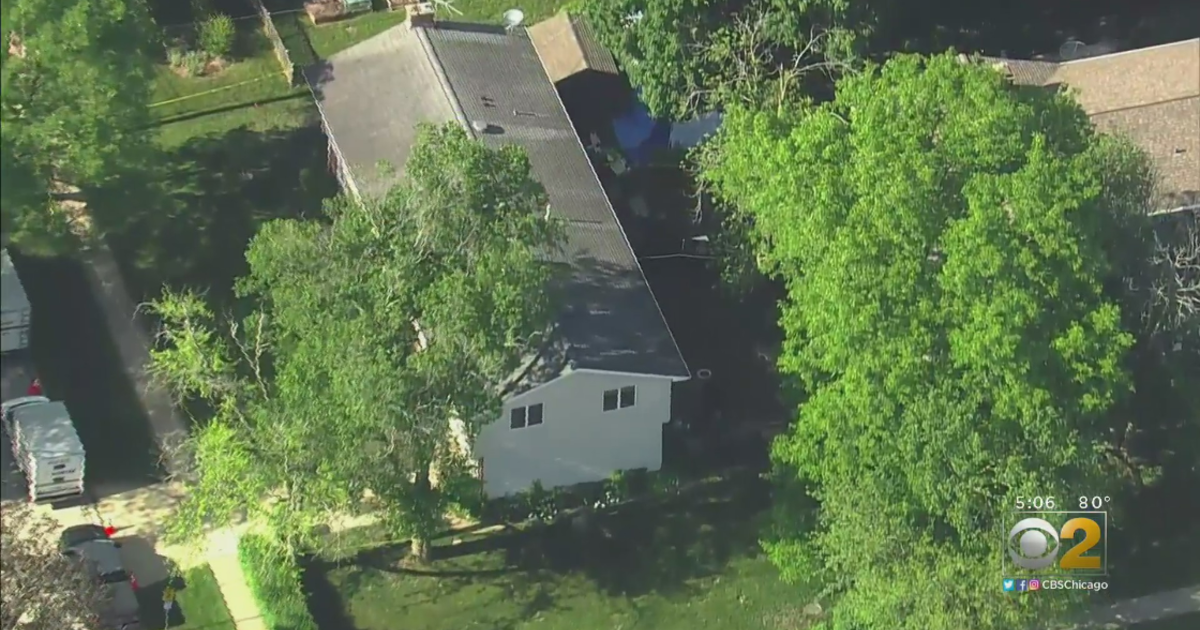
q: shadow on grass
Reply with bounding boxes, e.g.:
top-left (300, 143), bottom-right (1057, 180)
top-left (8, 253), bottom-right (162, 493)
top-left (137, 572), bottom-right (192, 629)
top-left (874, 0), bottom-right (1199, 58)
top-left (90, 125), bottom-right (338, 310)
top-left (1104, 343), bottom-right (1200, 599)
top-left (304, 474), bottom-right (771, 628)
top-left (1109, 457), bottom-right (1200, 599)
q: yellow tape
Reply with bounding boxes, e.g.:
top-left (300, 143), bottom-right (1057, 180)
top-left (148, 75), bottom-right (274, 109)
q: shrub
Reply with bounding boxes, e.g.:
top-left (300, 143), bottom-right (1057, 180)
top-left (198, 13), bottom-right (235, 59)
top-left (181, 50), bottom-right (209, 77)
top-left (648, 469), bottom-right (683, 496)
top-left (237, 534), bottom-right (317, 630)
top-left (166, 46), bottom-right (186, 68)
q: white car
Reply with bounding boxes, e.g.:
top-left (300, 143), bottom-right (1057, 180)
top-left (60, 524), bottom-right (141, 630)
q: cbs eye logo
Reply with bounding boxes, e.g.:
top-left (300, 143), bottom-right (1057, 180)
top-left (1007, 516), bottom-right (1105, 572)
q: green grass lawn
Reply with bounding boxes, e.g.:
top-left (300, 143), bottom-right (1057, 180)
top-left (93, 21), bottom-right (334, 305)
top-left (138, 565), bottom-right (236, 630)
top-left (150, 23), bottom-right (314, 149)
top-left (314, 478), bottom-right (818, 630)
top-left (302, 0), bottom-right (572, 59)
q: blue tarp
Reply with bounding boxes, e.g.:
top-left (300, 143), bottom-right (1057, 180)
top-left (611, 97), bottom-right (669, 166)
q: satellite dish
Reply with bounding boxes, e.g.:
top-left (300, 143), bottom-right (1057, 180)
top-left (503, 8), bottom-right (524, 29)
top-left (1059, 39), bottom-right (1086, 60)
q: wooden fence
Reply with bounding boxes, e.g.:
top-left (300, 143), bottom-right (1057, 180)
top-left (248, 0), bottom-right (294, 85)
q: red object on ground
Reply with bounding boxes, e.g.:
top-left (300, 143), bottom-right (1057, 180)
top-left (103, 525), bottom-right (117, 536)
top-left (26, 378), bottom-right (42, 396)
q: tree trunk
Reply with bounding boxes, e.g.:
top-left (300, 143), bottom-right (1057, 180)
top-left (409, 464), bottom-right (433, 563)
top-left (410, 535), bottom-right (430, 562)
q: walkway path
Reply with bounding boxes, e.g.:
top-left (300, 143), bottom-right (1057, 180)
top-left (201, 528), bottom-right (267, 630)
top-left (78, 240), bottom-right (267, 630)
top-left (79, 243), bottom-right (189, 457)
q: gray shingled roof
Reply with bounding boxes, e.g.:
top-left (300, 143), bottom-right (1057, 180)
top-left (305, 22), bottom-right (689, 385)
top-left (984, 38), bottom-right (1200, 212)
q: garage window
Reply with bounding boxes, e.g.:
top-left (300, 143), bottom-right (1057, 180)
top-left (603, 386), bottom-right (636, 411)
top-left (619, 386), bottom-right (635, 408)
top-left (510, 403), bottom-right (544, 429)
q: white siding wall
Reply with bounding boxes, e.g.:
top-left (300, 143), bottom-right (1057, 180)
top-left (474, 371), bottom-right (672, 496)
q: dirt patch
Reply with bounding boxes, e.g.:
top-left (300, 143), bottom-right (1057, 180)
top-left (204, 57), bottom-right (229, 75)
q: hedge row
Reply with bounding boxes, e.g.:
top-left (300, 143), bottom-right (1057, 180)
top-left (237, 533), bottom-right (318, 630)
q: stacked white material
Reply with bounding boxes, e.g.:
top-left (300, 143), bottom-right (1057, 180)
top-left (3, 397), bottom-right (86, 502)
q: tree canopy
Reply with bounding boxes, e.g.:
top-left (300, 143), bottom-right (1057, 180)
top-left (1, 502), bottom-right (112, 629)
top-left (150, 123), bottom-right (564, 559)
top-left (700, 53), bottom-right (1154, 629)
top-left (581, 0), bottom-right (879, 120)
top-left (0, 0), bottom-right (155, 251)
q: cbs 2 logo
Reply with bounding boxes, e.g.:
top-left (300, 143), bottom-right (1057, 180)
top-left (1008, 517), bottom-right (1103, 570)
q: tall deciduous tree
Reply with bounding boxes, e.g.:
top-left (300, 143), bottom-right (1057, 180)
top-left (581, 0), bottom-right (877, 120)
top-left (1, 0), bottom-right (155, 252)
top-left (700, 53), bottom-right (1154, 629)
top-left (0, 502), bottom-right (112, 629)
top-left (150, 124), bottom-right (563, 561)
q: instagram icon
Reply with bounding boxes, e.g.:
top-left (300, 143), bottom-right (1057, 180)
top-left (1029, 579), bottom-right (1041, 591)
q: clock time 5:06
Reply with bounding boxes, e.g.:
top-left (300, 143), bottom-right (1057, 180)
top-left (1015, 496), bottom-right (1057, 510)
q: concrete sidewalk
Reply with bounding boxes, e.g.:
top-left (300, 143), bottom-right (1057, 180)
top-left (79, 243), bottom-right (189, 450)
top-left (79, 242), bottom-right (267, 630)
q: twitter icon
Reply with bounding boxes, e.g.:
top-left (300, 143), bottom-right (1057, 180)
top-left (1003, 579), bottom-right (1015, 592)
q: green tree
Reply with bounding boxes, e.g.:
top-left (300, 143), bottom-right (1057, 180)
top-left (1, 0), bottom-right (156, 252)
top-left (581, 0), bottom-right (877, 120)
top-left (150, 124), bottom-right (563, 560)
top-left (700, 53), bottom-right (1153, 629)
top-left (1, 502), bottom-right (113, 628)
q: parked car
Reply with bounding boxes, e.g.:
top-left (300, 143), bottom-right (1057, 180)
top-left (59, 524), bottom-right (141, 630)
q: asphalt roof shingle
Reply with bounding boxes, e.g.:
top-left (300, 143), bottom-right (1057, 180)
top-left (527, 12), bottom-right (619, 84)
top-left (306, 21), bottom-right (689, 384)
top-left (984, 39), bottom-right (1200, 212)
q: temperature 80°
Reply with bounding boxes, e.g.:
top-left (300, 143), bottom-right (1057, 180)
top-left (1078, 495), bottom-right (1112, 510)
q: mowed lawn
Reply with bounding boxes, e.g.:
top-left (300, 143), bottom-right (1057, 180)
top-left (302, 0), bottom-right (572, 59)
top-left (316, 478), bottom-right (817, 630)
top-left (151, 20), bottom-right (314, 148)
top-left (137, 564), bottom-right (236, 630)
top-left (95, 22), bottom-right (334, 305)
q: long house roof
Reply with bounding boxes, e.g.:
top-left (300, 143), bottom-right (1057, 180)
top-left (304, 20), bottom-right (689, 388)
top-left (985, 38), bottom-right (1200, 213)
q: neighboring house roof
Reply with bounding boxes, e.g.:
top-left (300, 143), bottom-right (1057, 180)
top-left (527, 11), bottom-right (619, 83)
top-left (304, 21), bottom-right (690, 389)
top-left (985, 38), bottom-right (1200, 212)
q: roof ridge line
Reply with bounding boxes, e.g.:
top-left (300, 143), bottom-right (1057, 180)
top-left (1086, 93), bottom-right (1200, 119)
top-left (529, 34), bottom-right (693, 381)
top-left (415, 26), bottom-right (474, 135)
top-left (1056, 37), bottom-right (1200, 67)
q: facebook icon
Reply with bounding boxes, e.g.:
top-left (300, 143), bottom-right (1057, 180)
top-left (1016, 579), bottom-right (1029, 592)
